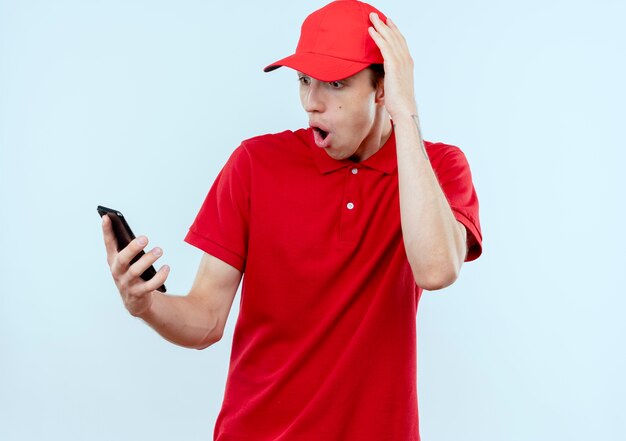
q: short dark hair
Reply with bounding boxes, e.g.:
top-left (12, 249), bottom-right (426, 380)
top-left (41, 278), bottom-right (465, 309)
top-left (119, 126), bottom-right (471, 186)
top-left (368, 64), bottom-right (385, 88)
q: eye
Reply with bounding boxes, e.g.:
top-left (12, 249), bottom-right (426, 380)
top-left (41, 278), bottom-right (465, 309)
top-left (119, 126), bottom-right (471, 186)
top-left (298, 75), bottom-right (311, 86)
top-left (328, 81), bottom-right (344, 89)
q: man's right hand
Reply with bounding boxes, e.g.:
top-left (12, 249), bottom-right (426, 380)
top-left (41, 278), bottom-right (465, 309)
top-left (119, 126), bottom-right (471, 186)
top-left (102, 214), bottom-right (170, 317)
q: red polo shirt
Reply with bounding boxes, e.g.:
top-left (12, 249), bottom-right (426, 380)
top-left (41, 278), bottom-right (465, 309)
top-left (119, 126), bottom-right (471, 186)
top-left (185, 127), bottom-right (482, 441)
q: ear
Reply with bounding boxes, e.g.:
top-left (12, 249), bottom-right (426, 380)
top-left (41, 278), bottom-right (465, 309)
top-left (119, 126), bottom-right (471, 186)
top-left (374, 80), bottom-right (385, 106)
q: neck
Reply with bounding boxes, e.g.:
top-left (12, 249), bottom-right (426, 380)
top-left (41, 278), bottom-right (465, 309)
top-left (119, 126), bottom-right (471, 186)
top-left (379, 114), bottom-right (393, 147)
top-left (350, 110), bottom-right (393, 162)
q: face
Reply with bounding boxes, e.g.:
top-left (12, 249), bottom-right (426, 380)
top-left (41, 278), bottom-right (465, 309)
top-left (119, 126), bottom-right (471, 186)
top-left (298, 69), bottom-right (388, 162)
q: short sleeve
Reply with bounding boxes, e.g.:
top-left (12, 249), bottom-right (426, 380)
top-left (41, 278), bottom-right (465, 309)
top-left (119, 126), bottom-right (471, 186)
top-left (433, 147), bottom-right (483, 262)
top-left (184, 145), bottom-right (251, 272)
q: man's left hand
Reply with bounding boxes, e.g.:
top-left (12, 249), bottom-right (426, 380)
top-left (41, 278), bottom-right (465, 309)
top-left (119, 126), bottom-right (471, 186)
top-left (368, 13), bottom-right (418, 121)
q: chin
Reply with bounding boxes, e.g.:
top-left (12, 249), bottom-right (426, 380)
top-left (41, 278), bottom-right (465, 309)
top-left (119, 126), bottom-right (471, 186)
top-left (327, 148), bottom-right (354, 161)
top-left (325, 150), bottom-right (344, 160)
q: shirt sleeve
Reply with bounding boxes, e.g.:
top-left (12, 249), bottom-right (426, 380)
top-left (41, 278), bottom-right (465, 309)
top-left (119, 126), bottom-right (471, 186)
top-left (433, 146), bottom-right (483, 262)
top-left (184, 145), bottom-right (251, 272)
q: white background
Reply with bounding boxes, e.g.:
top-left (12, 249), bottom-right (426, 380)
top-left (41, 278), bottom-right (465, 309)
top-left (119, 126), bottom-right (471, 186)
top-left (1, 0), bottom-right (624, 439)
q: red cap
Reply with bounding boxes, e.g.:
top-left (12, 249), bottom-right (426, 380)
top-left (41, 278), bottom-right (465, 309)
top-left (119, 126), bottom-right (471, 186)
top-left (264, 0), bottom-right (387, 82)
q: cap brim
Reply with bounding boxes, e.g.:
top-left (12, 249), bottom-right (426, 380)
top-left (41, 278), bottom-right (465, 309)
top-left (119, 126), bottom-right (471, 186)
top-left (264, 52), bottom-right (371, 82)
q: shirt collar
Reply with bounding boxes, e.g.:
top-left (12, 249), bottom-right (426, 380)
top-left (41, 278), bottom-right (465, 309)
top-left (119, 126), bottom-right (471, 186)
top-left (306, 127), bottom-right (398, 175)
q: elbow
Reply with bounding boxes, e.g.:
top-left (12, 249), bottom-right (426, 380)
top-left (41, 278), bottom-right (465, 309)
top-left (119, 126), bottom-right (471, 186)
top-left (193, 330), bottom-right (223, 350)
top-left (192, 321), bottom-right (225, 350)
top-left (413, 263), bottom-right (461, 291)
top-left (408, 244), bottom-right (464, 291)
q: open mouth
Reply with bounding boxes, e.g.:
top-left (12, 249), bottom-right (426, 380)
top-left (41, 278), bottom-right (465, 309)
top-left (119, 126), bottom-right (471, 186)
top-left (313, 126), bottom-right (329, 140)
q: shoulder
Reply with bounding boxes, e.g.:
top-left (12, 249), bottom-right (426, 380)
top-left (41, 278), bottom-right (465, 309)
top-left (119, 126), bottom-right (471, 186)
top-left (424, 140), bottom-right (464, 162)
top-left (235, 128), bottom-right (313, 171)
top-left (239, 128), bottom-right (310, 154)
top-left (424, 140), bottom-right (471, 174)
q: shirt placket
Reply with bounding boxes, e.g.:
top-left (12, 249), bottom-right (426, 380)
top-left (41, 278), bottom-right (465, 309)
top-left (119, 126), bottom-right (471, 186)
top-left (339, 166), bottom-right (362, 244)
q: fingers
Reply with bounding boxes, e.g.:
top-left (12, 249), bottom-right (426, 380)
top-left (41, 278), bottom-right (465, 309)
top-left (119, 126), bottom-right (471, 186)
top-left (115, 235), bottom-right (149, 271)
top-left (368, 24), bottom-right (385, 50)
top-left (143, 264), bottom-right (170, 293)
top-left (127, 247), bottom-right (163, 279)
top-left (101, 216), bottom-right (169, 316)
top-left (369, 13), bottom-right (390, 37)
top-left (101, 214), bottom-right (148, 271)
top-left (118, 246), bottom-right (168, 296)
top-left (107, 232), bottom-right (164, 290)
top-left (368, 13), bottom-right (407, 52)
top-left (102, 215), bottom-right (118, 265)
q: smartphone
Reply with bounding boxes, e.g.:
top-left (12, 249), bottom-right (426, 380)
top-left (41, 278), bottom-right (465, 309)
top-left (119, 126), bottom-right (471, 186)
top-left (97, 205), bottom-right (166, 293)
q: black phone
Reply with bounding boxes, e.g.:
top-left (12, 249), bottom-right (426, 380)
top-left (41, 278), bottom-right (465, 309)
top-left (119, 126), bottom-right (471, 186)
top-left (97, 205), bottom-right (166, 293)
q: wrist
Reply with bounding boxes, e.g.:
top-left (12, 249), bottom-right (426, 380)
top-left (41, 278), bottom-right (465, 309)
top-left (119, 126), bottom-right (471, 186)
top-left (391, 109), bottom-right (419, 125)
top-left (391, 112), bottom-right (420, 130)
top-left (132, 291), bottom-right (156, 319)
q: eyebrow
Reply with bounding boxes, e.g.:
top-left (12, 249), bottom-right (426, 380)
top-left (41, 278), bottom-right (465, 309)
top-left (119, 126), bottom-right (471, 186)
top-left (295, 72), bottom-right (351, 83)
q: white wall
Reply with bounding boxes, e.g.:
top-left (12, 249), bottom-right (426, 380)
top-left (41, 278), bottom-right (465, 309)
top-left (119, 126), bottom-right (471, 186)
top-left (1, 0), bottom-right (624, 440)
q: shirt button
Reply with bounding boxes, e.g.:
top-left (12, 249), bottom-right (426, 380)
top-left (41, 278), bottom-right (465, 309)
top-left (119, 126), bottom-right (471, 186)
top-left (346, 202), bottom-right (355, 210)
top-left (351, 168), bottom-right (359, 175)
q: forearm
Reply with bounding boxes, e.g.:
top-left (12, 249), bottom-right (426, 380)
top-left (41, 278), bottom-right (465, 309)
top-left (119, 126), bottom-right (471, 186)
top-left (394, 113), bottom-right (466, 290)
top-left (137, 292), bottom-right (220, 350)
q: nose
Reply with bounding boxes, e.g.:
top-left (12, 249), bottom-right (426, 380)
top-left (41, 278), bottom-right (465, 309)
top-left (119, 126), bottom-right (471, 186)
top-left (302, 81), bottom-right (326, 113)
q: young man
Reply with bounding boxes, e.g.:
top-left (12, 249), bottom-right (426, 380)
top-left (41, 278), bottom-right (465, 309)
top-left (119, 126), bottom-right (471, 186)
top-left (102, 1), bottom-right (482, 439)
